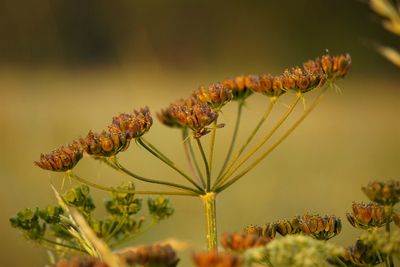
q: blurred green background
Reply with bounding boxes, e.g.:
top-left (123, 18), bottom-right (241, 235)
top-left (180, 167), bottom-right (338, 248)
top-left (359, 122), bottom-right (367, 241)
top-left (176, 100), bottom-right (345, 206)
top-left (1, 0), bottom-right (400, 266)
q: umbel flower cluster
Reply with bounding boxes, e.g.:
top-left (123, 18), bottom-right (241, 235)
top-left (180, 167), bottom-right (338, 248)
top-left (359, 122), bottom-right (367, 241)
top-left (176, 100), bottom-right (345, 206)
top-left (12, 52), bottom-right (353, 267)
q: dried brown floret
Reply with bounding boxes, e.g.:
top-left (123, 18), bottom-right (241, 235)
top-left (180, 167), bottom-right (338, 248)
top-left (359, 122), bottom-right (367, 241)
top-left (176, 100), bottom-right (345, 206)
top-left (35, 141), bottom-right (83, 172)
top-left (274, 217), bottom-right (301, 236)
top-left (393, 213), bottom-right (400, 228)
top-left (244, 223), bottom-right (276, 239)
top-left (222, 75), bottom-right (253, 101)
top-left (121, 244), bottom-right (179, 267)
top-left (309, 53), bottom-right (351, 80)
top-left (80, 127), bottom-right (130, 157)
top-left (329, 240), bottom-right (383, 266)
top-left (346, 202), bottom-right (391, 229)
top-left (112, 107), bottom-right (153, 139)
top-left (298, 214), bottom-right (341, 240)
top-left (220, 231), bottom-right (271, 252)
top-left (157, 98), bottom-right (197, 128)
top-left (362, 180), bottom-right (400, 206)
top-left (169, 102), bottom-right (219, 138)
top-left (192, 251), bottom-right (243, 267)
top-left (54, 257), bottom-right (108, 267)
top-left (193, 83), bottom-right (232, 109)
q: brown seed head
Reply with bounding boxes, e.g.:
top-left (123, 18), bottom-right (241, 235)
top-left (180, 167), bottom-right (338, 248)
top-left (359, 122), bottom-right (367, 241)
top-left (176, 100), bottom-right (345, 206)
top-left (220, 231), bottom-right (271, 252)
top-left (194, 83), bottom-right (232, 109)
top-left (318, 53), bottom-right (351, 80)
top-left (347, 202), bottom-right (391, 229)
top-left (362, 180), bottom-right (400, 206)
top-left (274, 217), bottom-right (301, 236)
top-left (121, 244), bottom-right (179, 267)
top-left (329, 240), bottom-right (382, 266)
top-left (80, 127), bottom-right (129, 157)
top-left (35, 141), bottom-right (83, 172)
top-left (169, 102), bottom-right (219, 138)
top-left (244, 223), bottom-right (276, 239)
top-left (222, 75), bottom-right (253, 101)
top-left (112, 107), bottom-right (152, 139)
top-left (192, 251), bottom-right (243, 267)
top-left (299, 214), bottom-right (341, 240)
top-left (157, 98), bottom-right (197, 128)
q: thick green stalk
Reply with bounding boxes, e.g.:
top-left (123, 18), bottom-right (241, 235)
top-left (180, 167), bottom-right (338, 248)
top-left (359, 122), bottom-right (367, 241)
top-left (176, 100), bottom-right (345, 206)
top-left (201, 192), bottom-right (217, 251)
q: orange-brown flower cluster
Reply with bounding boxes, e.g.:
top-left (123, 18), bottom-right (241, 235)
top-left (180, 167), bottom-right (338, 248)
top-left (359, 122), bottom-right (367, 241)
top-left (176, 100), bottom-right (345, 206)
top-left (362, 180), bottom-right (400, 206)
top-left (304, 53), bottom-right (351, 80)
top-left (346, 202), bottom-right (391, 229)
top-left (80, 107), bottom-right (152, 157)
top-left (244, 214), bottom-right (341, 241)
top-left (220, 231), bottom-right (271, 252)
top-left (244, 223), bottom-right (276, 239)
top-left (297, 214), bottom-right (341, 240)
top-left (329, 240), bottom-right (383, 267)
top-left (221, 75), bottom-right (253, 101)
top-left (54, 256), bottom-right (108, 267)
top-left (54, 244), bottom-right (179, 267)
top-left (193, 83), bottom-right (233, 109)
top-left (158, 97), bottom-right (219, 138)
top-left (111, 107), bottom-right (153, 139)
top-left (35, 141), bottom-right (83, 172)
top-left (121, 244), bottom-right (179, 267)
top-left (79, 128), bottom-right (129, 157)
top-left (192, 251), bottom-right (243, 267)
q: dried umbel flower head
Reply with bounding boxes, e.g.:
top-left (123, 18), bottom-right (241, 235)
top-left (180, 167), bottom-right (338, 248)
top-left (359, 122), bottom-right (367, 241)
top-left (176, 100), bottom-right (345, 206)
top-left (362, 180), bottom-right (400, 206)
top-left (112, 107), bottom-right (153, 139)
top-left (80, 127), bottom-right (129, 157)
top-left (282, 66), bottom-right (326, 93)
top-left (157, 98), bottom-right (197, 128)
top-left (329, 240), bottom-right (383, 267)
top-left (220, 232), bottom-right (271, 252)
top-left (121, 244), bottom-right (179, 267)
top-left (346, 202), bottom-right (391, 229)
top-left (273, 217), bottom-right (301, 236)
top-left (244, 75), bottom-right (286, 98)
top-left (298, 214), bottom-right (341, 240)
top-left (222, 75), bottom-right (253, 101)
top-left (312, 53), bottom-right (352, 80)
top-left (35, 141), bottom-right (83, 172)
top-left (194, 83), bottom-right (233, 109)
top-left (192, 251), bottom-right (243, 267)
top-left (244, 223), bottom-right (276, 239)
top-left (170, 102), bottom-right (219, 138)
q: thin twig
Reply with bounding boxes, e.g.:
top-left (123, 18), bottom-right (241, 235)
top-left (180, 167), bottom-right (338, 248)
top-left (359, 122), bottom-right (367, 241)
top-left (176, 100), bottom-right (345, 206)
top-left (196, 138), bottom-right (211, 191)
top-left (137, 138), bottom-right (203, 192)
top-left (216, 87), bottom-right (327, 192)
top-left (208, 118), bottom-right (218, 178)
top-left (182, 128), bottom-right (205, 188)
top-left (212, 94), bottom-right (301, 191)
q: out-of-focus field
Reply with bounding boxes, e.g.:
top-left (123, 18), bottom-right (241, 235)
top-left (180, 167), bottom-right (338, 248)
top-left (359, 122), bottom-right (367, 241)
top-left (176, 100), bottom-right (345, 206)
top-left (0, 67), bottom-right (399, 266)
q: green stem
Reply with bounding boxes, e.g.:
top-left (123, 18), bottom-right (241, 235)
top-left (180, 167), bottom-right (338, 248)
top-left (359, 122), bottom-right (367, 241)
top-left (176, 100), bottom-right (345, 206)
top-left (213, 94), bottom-right (301, 191)
top-left (385, 219), bottom-right (394, 267)
top-left (216, 101), bottom-right (244, 179)
top-left (104, 215), bottom-right (128, 243)
top-left (140, 137), bottom-right (174, 164)
top-left (216, 87), bottom-right (327, 192)
top-left (67, 171), bottom-right (199, 196)
top-left (41, 238), bottom-right (86, 253)
top-left (333, 256), bottom-right (347, 267)
top-left (208, 118), bottom-right (218, 178)
top-left (138, 138), bottom-right (203, 192)
top-left (182, 128), bottom-right (205, 188)
top-left (201, 192), bottom-right (217, 251)
top-left (196, 139), bottom-right (211, 191)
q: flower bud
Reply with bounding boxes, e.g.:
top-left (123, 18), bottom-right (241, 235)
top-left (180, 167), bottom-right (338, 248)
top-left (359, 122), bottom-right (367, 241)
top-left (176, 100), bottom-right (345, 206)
top-left (35, 141), bottom-right (83, 172)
